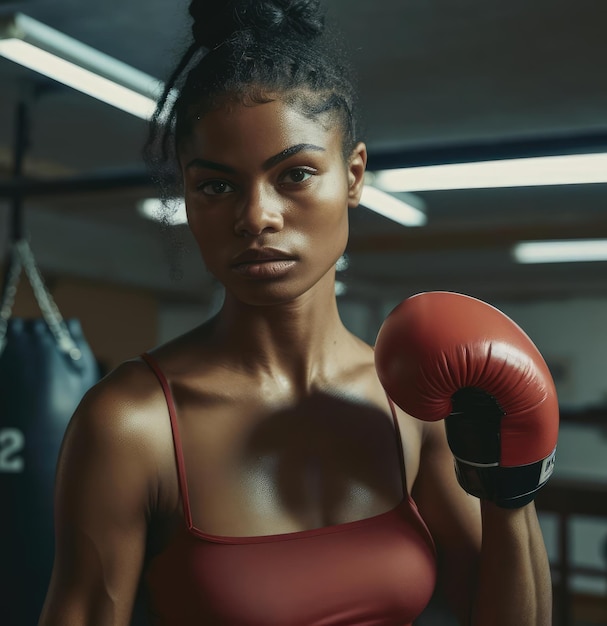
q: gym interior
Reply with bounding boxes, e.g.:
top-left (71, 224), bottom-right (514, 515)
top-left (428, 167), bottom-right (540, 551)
top-left (0, 1), bottom-right (606, 625)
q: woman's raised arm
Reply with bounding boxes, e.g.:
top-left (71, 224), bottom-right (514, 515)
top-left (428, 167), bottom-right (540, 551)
top-left (414, 419), bottom-right (552, 625)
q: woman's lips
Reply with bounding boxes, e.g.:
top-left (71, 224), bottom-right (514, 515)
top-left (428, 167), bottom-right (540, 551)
top-left (231, 247), bottom-right (297, 279)
top-left (231, 258), bottom-right (297, 278)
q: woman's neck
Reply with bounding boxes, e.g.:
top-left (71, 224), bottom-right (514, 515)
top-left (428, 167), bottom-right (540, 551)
top-left (210, 280), bottom-right (361, 396)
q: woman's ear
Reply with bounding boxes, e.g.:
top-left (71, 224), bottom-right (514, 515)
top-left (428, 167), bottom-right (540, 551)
top-left (347, 142), bottom-right (368, 208)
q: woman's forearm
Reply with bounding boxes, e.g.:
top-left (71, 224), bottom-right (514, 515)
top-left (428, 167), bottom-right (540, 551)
top-left (472, 501), bottom-right (552, 626)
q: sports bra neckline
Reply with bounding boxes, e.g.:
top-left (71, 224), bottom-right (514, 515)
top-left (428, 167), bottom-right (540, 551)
top-left (185, 495), bottom-right (413, 545)
top-left (141, 351), bottom-right (414, 546)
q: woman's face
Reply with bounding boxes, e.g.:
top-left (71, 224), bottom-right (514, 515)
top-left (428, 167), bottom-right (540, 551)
top-left (178, 96), bottom-right (367, 307)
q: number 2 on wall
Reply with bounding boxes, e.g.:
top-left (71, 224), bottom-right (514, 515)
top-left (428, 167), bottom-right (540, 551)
top-left (0, 428), bottom-right (25, 473)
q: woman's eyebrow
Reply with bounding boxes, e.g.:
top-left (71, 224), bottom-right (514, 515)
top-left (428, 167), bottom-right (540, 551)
top-left (262, 143), bottom-right (325, 170)
top-left (184, 143), bottom-right (325, 173)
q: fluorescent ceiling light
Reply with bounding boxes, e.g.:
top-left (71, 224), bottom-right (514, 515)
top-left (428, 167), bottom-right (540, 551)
top-left (336, 254), bottom-right (349, 272)
top-left (138, 198), bottom-right (187, 225)
top-left (335, 280), bottom-right (347, 296)
top-left (513, 239), bottom-right (607, 264)
top-left (0, 40), bottom-right (157, 119)
top-left (373, 153), bottom-right (607, 192)
top-left (360, 185), bottom-right (426, 226)
top-left (0, 13), bottom-right (163, 119)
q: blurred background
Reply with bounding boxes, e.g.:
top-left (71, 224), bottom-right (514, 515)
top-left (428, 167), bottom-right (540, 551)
top-left (0, 0), bottom-right (606, 624)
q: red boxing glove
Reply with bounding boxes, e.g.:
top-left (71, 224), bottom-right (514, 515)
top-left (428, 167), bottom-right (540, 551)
top-left (374, 291), bottom-right (559, 508)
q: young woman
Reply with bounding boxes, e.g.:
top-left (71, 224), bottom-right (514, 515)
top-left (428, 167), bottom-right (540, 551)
top-left (39, 1), bottom-right (552, 624)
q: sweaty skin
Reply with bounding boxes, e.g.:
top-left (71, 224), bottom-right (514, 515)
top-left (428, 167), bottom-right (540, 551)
top-left (38, 97), bottom-right (551, 626)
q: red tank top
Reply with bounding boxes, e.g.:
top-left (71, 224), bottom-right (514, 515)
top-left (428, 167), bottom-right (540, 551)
top-left (142, 353), bottom-right (437, 626)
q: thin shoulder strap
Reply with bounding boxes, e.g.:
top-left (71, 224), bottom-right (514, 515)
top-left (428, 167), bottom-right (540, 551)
top-left (140, 352), bottom-right (194, 531)
top-left (385, 394), bottom-right (408, 498)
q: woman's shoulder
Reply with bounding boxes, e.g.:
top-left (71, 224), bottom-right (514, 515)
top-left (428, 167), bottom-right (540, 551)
top-left (65, 356), bottom-right (173, 468)
top-left (85, 356), bottom-right (166, 414)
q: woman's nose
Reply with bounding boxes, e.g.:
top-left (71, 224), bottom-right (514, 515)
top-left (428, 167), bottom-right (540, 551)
top-left (234, 186), bottom-right (284, 237)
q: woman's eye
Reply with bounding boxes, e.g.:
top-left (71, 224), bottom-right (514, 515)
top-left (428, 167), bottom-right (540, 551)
top-left (283, 168), bottom-right (314, 184)
top-left (199, 180), bottom-right (234, 195)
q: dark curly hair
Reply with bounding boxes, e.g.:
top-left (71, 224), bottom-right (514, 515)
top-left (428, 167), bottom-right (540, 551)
top-left (144, 0), bottom-right (361, 204)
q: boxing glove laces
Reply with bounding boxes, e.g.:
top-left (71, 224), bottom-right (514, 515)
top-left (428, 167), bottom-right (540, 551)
top-left (374, 291), bottom-right (559, 508)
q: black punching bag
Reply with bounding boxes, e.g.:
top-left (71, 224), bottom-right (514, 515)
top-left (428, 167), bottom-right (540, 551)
top-left (0, 241), bottom-right (100, 625)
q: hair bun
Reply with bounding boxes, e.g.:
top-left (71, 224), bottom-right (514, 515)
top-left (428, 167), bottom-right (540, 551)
top-left (189, 0), bottom-right (324, 50)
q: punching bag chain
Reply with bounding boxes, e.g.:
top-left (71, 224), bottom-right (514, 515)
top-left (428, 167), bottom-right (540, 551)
top-left (0, 248), bottom-right (22, 354)
top-left (0, 240), bottom-right (82, 361)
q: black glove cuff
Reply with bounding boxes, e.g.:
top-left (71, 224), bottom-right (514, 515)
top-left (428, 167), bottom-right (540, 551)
top-left (453, 447), bottom-right (557, 508)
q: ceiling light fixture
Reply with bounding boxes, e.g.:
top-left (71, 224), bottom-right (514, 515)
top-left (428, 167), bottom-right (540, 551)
top-left (513, 239), bottom-right (607, 264)
top-left (334, 280), bottom-right (347, 296)
top-left (373, 152), bottom-right (607, 192)
top-left (0, 13), bottom-right (163, 119)
top-left (137, 198), bottom-right (187, 225)
top-left (359, 185), bottom-right (426, 226)
top-left (335, 254), bottom-right (349, 272)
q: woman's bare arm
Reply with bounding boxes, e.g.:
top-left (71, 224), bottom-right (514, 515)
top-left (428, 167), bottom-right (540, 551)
top-left (39, 363), bottom-right (161, 626)
top-left (472, 500), bottom-right (552, 625)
